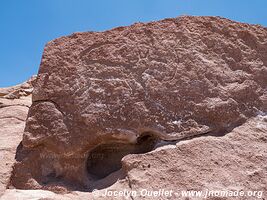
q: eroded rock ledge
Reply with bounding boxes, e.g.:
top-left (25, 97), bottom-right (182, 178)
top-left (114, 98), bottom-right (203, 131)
top-left (10, 16), bottom-right (267, 192)
top-left (0, 77), bottom-right (35, 196)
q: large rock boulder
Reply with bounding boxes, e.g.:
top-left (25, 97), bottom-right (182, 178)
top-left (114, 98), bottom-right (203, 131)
top-left (10, 16), bottom-right (267, 193)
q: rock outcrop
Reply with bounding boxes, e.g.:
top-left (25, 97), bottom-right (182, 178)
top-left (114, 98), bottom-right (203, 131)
top-left (9, 16), bottom-right (267, 198)
top-left (2, 115), bottom-right (267, 200)
top-left (0, 77), bottom-right (35, 196)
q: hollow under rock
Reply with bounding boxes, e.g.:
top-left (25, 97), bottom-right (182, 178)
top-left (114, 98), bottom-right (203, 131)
top-left (86, 133), bottom-right (158, 180)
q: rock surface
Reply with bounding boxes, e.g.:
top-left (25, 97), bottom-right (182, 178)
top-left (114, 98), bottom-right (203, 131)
top-left (5, 16), bottom-right (267, 199)
top-left (2, 115), bottom-right (267, 200)
top-left (119, 115), bottom-right (267, 200)
top-left (0, 77), bottom-right (35, 196)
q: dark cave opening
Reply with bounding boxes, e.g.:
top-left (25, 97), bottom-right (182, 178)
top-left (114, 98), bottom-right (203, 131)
top-left (86, 132), bottom-right (158, 180)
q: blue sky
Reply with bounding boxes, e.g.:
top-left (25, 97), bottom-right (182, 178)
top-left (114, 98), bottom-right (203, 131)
top-left (0, 0), bottom-right (266, 87)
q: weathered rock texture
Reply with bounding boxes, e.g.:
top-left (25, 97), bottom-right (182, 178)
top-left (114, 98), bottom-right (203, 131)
top-left (119, 115), bottom-right (267, 200)
top-left (0, 77), bottom-right (35, 196)
top-left (10, 16), bottom-right (267, 196)
top-left (3, 115), bottom-right (267, 200)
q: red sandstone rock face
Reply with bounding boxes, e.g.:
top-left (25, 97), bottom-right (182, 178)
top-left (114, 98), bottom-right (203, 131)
top-left (10, 16), bottom-right (267, 192)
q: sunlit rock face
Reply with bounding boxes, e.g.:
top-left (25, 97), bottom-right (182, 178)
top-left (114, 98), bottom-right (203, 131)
top-left (0, 77), bottom-right (35, 196)
top-left (10, 16), bottom-right (267, 191)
